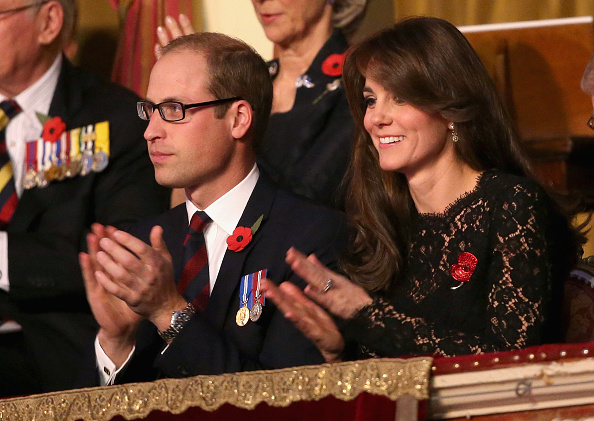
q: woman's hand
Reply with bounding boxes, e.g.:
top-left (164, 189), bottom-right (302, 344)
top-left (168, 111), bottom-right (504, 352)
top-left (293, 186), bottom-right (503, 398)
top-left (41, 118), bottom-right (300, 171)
top-left (285, 247), bottom-right (373, 319)
top-left (260, 279), bottom-right (344, 363)
top-left (154, 14), bottom-right (195, 59)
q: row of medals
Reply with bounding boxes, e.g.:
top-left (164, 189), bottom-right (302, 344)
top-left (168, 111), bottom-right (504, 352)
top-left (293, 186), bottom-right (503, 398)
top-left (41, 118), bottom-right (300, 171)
top-left (23, 149), bottom-right (109, 189)
top-left (236, 294), bottom-right (263, 327)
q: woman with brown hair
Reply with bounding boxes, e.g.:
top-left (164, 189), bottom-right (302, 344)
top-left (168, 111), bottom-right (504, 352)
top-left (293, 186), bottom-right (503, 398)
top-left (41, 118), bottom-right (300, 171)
top-left (261, 16), bottom-right (585, 362)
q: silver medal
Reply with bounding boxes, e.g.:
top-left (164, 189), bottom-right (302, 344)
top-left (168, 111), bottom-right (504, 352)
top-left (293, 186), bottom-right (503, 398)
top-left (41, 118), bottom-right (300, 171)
top-left (92, 150), bottom-right (108, 172)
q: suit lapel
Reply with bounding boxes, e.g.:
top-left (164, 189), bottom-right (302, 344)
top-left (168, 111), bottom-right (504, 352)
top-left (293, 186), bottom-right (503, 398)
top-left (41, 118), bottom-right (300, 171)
top-left (8, 190), bottom-right (44, 232)
top-left (160, 204), bottom-right (188, 282)
top-left (204, 175), bottom-right (278, 330)
top-left (48, 57), bottom-right (83, 120)
top-left (9, 57), bottom-right (83, 232)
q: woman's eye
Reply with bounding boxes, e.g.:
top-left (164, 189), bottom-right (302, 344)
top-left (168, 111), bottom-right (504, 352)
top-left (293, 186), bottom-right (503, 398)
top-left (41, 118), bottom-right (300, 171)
top-left (363, 97), bottom-right (376, 108)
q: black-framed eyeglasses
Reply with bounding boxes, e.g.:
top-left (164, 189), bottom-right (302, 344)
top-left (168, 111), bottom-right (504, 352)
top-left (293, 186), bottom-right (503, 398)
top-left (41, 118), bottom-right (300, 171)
top-left (137, 97), bottom-right (242, 122)
top-left (0, 0), bottom-right (49, 16)
top-left (588, 115), bottom-right (594, 130)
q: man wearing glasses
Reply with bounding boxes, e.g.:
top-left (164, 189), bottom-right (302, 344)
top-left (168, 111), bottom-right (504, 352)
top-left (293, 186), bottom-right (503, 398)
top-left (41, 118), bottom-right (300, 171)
top-left (0, 0), bottom-right (169, 396)
top-left (78, 33), bottom-right (346, 386)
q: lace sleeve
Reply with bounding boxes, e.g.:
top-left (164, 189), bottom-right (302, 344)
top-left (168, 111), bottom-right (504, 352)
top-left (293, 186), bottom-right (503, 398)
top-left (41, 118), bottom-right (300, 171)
top-left (343, 184), bottom-right (561, 358)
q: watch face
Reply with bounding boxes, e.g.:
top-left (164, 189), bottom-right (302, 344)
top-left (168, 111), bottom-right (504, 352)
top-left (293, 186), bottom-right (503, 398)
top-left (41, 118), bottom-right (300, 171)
top-left (171, 311), bottom-right (181, 325)
top-left (159, 304), bottom-right (196, 341)
top-left (172, 310), bottom-right (192, 326)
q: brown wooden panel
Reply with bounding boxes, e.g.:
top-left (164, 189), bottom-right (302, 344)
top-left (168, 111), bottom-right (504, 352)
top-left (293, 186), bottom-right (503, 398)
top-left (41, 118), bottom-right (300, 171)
top-left (461, 19), bottom-right (594, 198)
top-left (444, 403), bottom-right (594, 421)
top-left (462, 18), bottom-right (594, 139)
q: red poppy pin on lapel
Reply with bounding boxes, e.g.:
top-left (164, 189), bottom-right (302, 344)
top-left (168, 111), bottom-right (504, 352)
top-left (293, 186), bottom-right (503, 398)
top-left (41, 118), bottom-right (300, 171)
top-left (321, 53), bottom-right (345, 77)
top-left (450, 252), bottom-right (477, 289)
top-left (313, 53), bottom-right (346, 105)
top-left (41, 116), bottom-right (66, 143)
top-left (227, 214), bottom-right (264, 252)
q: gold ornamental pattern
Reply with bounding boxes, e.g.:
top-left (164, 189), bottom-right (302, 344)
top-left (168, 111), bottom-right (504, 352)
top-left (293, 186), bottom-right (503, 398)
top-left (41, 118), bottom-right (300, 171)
top-left (0, 357), bottom-right (432, 421)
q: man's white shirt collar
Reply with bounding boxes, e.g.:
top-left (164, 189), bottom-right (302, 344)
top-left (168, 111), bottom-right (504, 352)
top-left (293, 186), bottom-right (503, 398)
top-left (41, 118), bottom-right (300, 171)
top-left (185, 164), bottom-right (260, 235)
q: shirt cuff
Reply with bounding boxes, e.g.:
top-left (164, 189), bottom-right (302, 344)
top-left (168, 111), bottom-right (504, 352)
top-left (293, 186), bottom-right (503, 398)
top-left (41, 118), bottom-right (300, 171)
top-left (95, 335), bottom-right (135, 386)
top-left (0, 231), bottom-right (9, 292)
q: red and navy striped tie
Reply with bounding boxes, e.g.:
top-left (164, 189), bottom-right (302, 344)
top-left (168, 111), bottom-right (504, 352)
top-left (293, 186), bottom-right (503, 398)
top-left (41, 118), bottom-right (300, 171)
top-left (0, 100), bottom-right (21, 228)
top-left (177, 211), bottom-right (211, 311)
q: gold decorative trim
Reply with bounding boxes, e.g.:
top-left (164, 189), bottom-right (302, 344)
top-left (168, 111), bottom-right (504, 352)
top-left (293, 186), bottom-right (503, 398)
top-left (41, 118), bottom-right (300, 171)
top-left (0, 357), bottom-right (432, 421)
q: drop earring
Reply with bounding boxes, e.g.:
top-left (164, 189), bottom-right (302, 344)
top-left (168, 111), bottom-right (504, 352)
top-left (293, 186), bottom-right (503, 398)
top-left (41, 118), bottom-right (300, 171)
top-left (449, 122), bottom-right (459, 143)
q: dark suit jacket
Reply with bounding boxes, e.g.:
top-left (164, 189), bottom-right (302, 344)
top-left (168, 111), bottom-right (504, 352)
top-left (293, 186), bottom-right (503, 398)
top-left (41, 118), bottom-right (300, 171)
top-left (0, 58), bottom-right (170, 394)
top-left (257, 30), bottom-right (353, 209)
top-left (112, 174), bottom-right (347, 383)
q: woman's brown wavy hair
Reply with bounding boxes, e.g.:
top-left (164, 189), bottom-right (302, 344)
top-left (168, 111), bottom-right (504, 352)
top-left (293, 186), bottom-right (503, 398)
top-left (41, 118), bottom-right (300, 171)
top-left (340, 16), bottom-right (538, 292)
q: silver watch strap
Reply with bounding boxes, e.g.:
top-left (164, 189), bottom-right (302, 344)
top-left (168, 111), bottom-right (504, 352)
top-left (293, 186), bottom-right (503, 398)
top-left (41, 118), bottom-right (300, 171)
top-left (158, 302), bottom-right (196, 342)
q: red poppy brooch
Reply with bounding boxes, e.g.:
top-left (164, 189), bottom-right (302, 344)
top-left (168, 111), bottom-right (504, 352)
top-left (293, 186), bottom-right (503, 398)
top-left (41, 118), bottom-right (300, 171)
top-left (227, 214), bottom-right (264, 252)
top-left (40, 114), bottom-right (66, 143)
top-left (313, 53), bottom-right (345, 105)
top-left (321, 53), bottom-right (345, 77)
top-left (450, 252), bottom-right (477, 289)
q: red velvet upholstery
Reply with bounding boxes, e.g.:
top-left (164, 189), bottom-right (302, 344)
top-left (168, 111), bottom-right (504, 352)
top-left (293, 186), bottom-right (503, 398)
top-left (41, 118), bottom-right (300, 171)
top-left (108, 392), bottom-right (402, 421)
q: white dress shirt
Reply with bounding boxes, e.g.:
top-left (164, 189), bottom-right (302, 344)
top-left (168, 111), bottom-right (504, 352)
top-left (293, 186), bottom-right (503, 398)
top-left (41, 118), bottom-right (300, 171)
top-left (96, 165), bottom-right (260, 385)
top-left (0, 55), bottom-right (62, 293)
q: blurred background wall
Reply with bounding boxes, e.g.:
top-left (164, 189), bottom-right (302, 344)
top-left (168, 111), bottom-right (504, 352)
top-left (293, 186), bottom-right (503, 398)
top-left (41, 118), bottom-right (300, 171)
top-left (74, 0), bottom-right (594, 86)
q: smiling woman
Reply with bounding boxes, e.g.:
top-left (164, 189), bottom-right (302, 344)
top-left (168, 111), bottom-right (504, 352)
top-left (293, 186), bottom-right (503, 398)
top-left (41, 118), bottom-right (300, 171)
top-left (361, 79), bottom-right (457, 186)
top-left (261, 16), bottom-right (588, 362)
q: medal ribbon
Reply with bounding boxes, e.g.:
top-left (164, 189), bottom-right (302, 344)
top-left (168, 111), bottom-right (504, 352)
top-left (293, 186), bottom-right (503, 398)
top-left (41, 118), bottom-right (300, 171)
top-left (26, 141), bottom-right (35, 172)
top-left (251, 269), bottom-right (267, 306)
top-left (65, 130), bottom-right (71, 164)
top-left (239, 274), bottom-right (252, 308)
top-left (54, 135), bottom-right (61, 166)
top-left (42, 140), bottom-right (50, 171)
top-left (70, 127), bottom-right (80, 161)
top-left (95, 121), bottom-right (110, 156)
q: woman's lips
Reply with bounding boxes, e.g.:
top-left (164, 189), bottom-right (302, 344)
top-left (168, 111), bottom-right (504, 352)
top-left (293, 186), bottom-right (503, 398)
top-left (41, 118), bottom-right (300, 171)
top-left (260, 13), bottom-right (281, 25)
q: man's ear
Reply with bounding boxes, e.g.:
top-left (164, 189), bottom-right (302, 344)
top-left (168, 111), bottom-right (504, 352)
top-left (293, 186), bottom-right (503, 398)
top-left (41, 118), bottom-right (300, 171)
top-left (230, 100), bottom-right (253, 140)
top-left (37, 1), bottom-right (64, 46)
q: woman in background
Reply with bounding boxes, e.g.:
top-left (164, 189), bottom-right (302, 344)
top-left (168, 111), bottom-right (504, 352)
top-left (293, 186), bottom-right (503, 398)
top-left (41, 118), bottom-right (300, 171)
top-left (252, 0), bottom-right (365, 208)
top-left (261, 17), bottom-right (585, 362)
top-left (157, 0), bottom-right (367, 208)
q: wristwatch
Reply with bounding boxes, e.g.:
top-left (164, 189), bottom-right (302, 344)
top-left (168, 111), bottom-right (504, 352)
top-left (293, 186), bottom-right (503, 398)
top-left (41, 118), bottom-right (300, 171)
top-left (158, 302), bottom-right (196, 342)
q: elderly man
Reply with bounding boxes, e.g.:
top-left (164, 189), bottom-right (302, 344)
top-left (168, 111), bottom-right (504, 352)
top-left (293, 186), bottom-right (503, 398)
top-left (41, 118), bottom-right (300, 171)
top-left (0, 0), bottom-right (169, 396)
top-left (79, 32), bottom-right (346, 385)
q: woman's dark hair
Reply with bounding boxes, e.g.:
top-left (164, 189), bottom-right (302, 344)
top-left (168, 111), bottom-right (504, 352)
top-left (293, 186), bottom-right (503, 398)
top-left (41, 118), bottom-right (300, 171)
top-left (340, 16), bottom-right (585, 292)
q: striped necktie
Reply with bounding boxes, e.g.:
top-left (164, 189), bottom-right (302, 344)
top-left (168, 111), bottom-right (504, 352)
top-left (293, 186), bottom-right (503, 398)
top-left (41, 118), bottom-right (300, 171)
top-left (177, 211), bottom-right (211, 311)
top-left (0, 100), bottom-right (22, 228)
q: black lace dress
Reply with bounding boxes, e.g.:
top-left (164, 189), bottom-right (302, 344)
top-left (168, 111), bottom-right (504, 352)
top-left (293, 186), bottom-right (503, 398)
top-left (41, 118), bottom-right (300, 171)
top-left (343, 171), bottom-right (575, 358)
